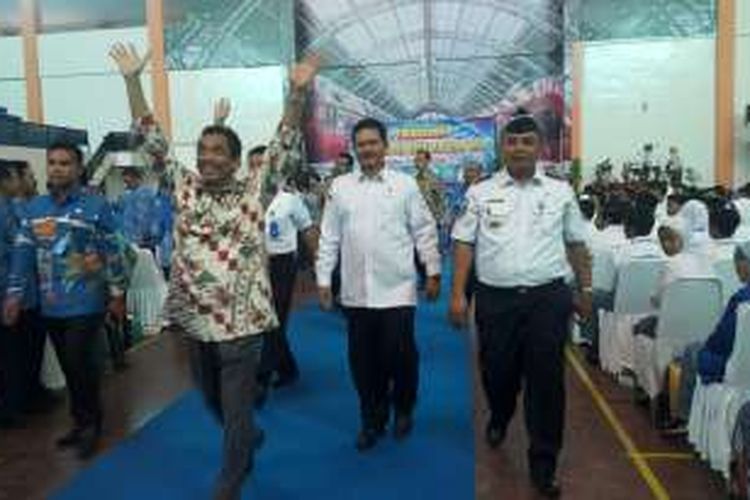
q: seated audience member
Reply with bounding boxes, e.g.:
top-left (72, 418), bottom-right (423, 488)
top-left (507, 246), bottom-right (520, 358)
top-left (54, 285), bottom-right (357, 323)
top-left (582, 201), bottom-right (662, 364)
top-left (651, 214), bottom-right (714, 311)
top-left (590, 195), bottom-right (628, 255)
top-left (696, 241), bottom-right (750, 384)
top-left (578, 194), bottom-right (596, 240)
top-left (633, 214), bottom-right (714, 340)
top-left (708, 201), bottom-right (741, 263)
top-left (670, 240), bottom-right (750, 429)
top-left (612, 202), bottom-right (663, 272)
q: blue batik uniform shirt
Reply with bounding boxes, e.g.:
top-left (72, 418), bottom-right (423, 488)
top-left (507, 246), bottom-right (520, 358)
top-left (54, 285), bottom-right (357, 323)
top-left (698, 283), bottom-right (750, 383)
top-left (114, 185), bottom-right (164, 249)
top-left (7, 187), bottom-right (127, 318)
top-left (0, 197), bottom-right (15, 304)
top-left (7, 199), bottom-right (38, 310)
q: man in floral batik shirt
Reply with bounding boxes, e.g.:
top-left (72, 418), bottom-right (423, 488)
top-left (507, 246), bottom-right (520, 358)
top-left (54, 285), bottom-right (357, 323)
top-left (109, 42), bottom-right (319, 500)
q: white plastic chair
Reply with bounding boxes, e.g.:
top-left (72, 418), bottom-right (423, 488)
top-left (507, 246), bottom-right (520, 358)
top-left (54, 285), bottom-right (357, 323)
top-left (633, 278), bottom-right (722, 398)
top-left (714, 259), bottom-right (742, 305)
top-left (689, 302), bottom-right (750, 477)
top-left (598, 258), bottom-right (665, 375)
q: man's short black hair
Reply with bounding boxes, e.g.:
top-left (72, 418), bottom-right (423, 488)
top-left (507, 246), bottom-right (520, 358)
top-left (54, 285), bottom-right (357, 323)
top-left (248, 145), bottom-right (267, 158)
top-left (0, 159), bottom-right (29, 177)
top-left (200, 125), bottom-right (242, 160)
top-left (504, 107), bottom-right (540, 136)
top-left (709, 202), bottom-right (741, 239)
top-left (624, 202), bottom-right (655, 238)
top-left (416, 149), bottom-right (431, 160)
top-left (603, 195), bottom-right (628, 225)
top-left (47, 141), bottom-right (83, 165)
top-left (351, 117), bottom-right (388, 146)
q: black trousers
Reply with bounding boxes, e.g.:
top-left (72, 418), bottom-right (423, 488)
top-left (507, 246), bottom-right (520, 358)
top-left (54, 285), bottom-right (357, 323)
top-left (259, 252), bottom-right (299, 383)
top-left (464, 262), bottom-right (477, 305)
top-left (0, 323), bottom-right (24, 419)
top-left (344, 306), bottom-right (418, 431)
top-left (45, 314), bottom-right (105, 430)
top-left (0, 309), bottom-right (46, 418)
top-left (475, 280), bottom-right (572, 482)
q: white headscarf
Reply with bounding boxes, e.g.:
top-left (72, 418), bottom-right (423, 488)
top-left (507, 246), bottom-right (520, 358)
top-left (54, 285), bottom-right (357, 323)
top-left (659, 215), bottom-right (688, 240)
top-left (678, 199), bottom-right (710, 254)
top-left (733, 198), bottom-right (750, 242)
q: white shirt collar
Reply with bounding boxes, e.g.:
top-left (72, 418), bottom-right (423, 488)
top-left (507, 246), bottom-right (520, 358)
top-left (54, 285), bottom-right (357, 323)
top-left (358, 168), bottom-right (386, 183)
top-left (497, 168), bottom-right (544, 187)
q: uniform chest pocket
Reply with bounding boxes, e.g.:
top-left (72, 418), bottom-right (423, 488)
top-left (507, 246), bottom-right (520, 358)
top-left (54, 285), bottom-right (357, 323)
top-left (537, 203), bottom-right (564, 232)
top-left (482, 202), bottom-right (512, 231)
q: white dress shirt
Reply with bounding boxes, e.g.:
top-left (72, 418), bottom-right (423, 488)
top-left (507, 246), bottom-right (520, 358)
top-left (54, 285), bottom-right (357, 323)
top-left (612, 235), bottom-right (664, 270)
top-left (452, 170), bottom-right (588, 287)
top-left (316, 168), bottom-right (440, 308)
top-left (591, 224), bottom-right (627, 255)
top-left (265, 190), bottom-right (313, 255)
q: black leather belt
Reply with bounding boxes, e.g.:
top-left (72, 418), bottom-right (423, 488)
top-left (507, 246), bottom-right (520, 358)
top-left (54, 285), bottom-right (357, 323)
top-left (478, 278), bottom-right (566, 295)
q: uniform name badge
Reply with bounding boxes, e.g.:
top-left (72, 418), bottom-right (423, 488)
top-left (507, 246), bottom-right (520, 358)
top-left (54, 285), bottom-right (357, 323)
top-left (486, 198), bottom-right (505, 229)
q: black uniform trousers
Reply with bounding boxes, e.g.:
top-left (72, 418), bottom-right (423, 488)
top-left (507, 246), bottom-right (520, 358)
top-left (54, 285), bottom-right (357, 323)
top-left (45, 314), bottom-right (105, 430)
top-left (344, 306), bottom-right (418, 432)
top-left (259, 252), bottom-right (299, 383)
top-left (475, 279), bottom-right (572, 483)
top-left (0, 309), bottom-right (46, 419)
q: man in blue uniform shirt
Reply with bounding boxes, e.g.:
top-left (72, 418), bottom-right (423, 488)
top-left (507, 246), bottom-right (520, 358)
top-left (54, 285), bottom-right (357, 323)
top-left (3, 142), bottom-right (127, 459)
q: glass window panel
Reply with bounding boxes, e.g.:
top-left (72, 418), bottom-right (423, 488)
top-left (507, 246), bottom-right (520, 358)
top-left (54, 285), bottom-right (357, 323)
top-left (39, 0), bottom-right (145, 32)
top-left (0, 35), bottom-right (26, 118)
top-left (165, 0), bottom-right (292, 70)
top-left (433, 2), bottom-right (460, 32)
top-left (394, 3), bottom-right (423, 32)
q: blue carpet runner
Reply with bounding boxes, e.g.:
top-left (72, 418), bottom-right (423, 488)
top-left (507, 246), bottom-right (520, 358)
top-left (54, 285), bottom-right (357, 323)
top-left (53, 290), bottom-right (474, 499)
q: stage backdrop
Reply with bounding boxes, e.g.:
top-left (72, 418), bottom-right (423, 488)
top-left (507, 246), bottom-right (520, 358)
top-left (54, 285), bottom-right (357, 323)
top-left (385, 118), bottom-right (496, 182)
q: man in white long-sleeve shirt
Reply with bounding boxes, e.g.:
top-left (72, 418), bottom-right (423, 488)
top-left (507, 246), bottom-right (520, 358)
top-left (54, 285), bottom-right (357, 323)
top-left (316, 117), bottom-right (441, 452)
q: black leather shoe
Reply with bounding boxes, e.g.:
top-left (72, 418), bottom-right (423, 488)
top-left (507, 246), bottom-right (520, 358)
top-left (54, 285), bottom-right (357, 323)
top-left (56, 427), bottom-right (84, 448)
top-left (393, 414), bottom-right (413, 440)
top-left (485, 424), bottom-right (505, 449)
top-left (355, 429), bottom-right (379, 452)
top-left (532, 478), bottom-right (561, 498)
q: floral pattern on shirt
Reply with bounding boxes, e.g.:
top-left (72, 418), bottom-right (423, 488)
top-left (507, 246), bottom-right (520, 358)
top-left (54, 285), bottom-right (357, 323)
top-left (132, 116), bottom-right (304, 342)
